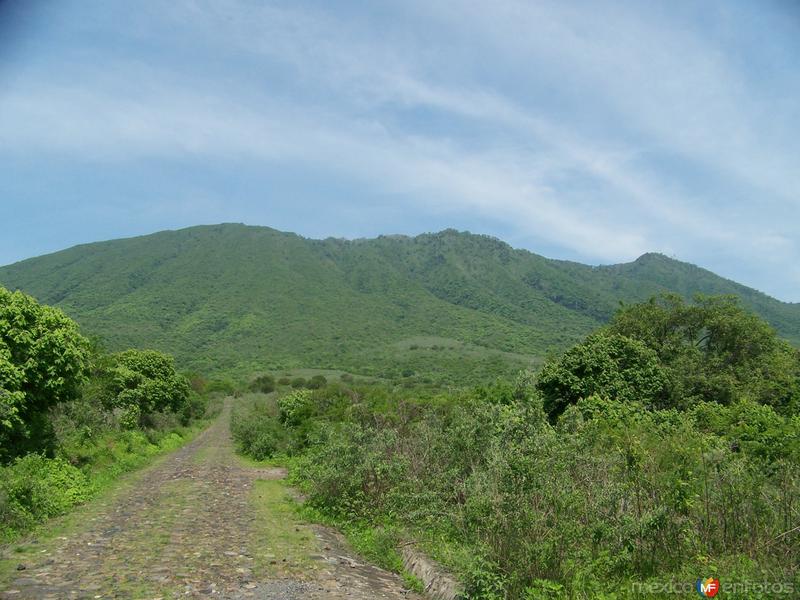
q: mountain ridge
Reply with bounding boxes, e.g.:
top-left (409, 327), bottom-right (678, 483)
top-left (1, 223), bottom-right (797, 382)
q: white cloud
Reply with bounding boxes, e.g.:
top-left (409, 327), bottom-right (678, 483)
top-left (0, 78), bottom-right (651, 259)
top-left (1, 0), bottom-right (798, 299)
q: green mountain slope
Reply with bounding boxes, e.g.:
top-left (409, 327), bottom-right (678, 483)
top-left (1, 224), bottom-right (797, 383)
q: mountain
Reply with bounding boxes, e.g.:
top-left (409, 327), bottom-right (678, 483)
top-left (1, 224), bottom-right (798, 383)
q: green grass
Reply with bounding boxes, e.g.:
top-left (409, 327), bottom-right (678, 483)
top-left (249, 479), bottom-right (316, 578)
top-left (1, 224), bottom-right (796, 384)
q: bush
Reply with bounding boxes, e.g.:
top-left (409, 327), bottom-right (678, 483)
top-left (178, 392), bottom-right (209, 425)
top-left (249, 374), bottom-right (276, 394)
top-left (278, 377), bottom-right (291, 386)
top-left (536, 332), bottom-right (666, 418)
top-left (291, 377), bottom-right (307, 389)
top-left (0, 454), bottom-right (93, 538)
top-left (230, 395), bottom-right (289, 460)
top-left (307, 374), bottom-right (328, 389)
top-left (277, 389), bottom-right (313, 427)
top-left (205, 378), bottom-right (236, 395)
top-left (292, 382), bottom-right (800, 597)
top-left (232, 413), bottom-right (286, 460)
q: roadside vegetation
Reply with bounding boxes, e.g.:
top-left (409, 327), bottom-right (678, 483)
top-left (0, 286), bottom-right (218, 542)
top-left (232, 295), bottom-right (800, 599)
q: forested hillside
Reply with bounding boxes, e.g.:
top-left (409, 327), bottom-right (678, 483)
top-left (0, 224), bottom-right (797, 382)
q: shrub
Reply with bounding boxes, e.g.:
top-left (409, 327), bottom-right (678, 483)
top-left (249, 374), bottom-right (276, 394)
top-left (307, 374), bottom-right (328, 389)
top-left (536, 332), bottom-right (666, 418)
top-left (205, 378), bottom-right (236, 395)
top-left (230, 395), bottom-right (289, 460)
top-left (179, 392), bottom-right (209, 425)
top-left (290, 377), bottom-right (307, 389)
top-left (277, 389), bottom-right (313, 427)
top-left (187, 373), bottom-right (207, 394)
top-left (292, 382), bottom-right (800, 597)
top-left (0, 454), bottom-right (93, 538)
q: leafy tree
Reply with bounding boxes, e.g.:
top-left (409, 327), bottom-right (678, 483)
top-left (0, 287), bottom-right (90, 457)
top-left (104, 349), bottom-right (189, 427)
top-left (609, 294), bottom-right (800, 410)
top-left (0, 347), bottom-right (24, 434)
top-left (536, 332), bottom-right (666, 418)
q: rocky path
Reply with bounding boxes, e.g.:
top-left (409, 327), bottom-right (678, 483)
top-left (1, 401), bottom-right (423, 599)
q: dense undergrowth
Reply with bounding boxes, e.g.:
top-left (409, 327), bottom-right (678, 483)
top-left (232, 296), bottom-right (800, 599)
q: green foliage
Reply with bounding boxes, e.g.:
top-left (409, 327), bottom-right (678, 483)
top-left (277, 389), bottom-right (314, 427)
top-left (307, 374), bottom-right (328, 389)
top-left (104, 349), bottom-right (190, 421)
top-left (690, 398), bottom-right (799, 462)
top-left (0, 286), bottom-right (90, 458)
top-left (536, 333), bottom-right (666, 418)
top-left (0, 349), bottom-right (25, 438)
top-left (186, 373), bottom-right (207, 394)
top-left (463, 556), bottom-right (508, 600)
top-left (2, 224), bottom-right (797, 386)
top-left (0, 454), bottom-right (92, 537)
top-left (204, 378), bottom-right (236, 395)
top-left (536, 295), bottom-right (800, 418)
top-left (1, 391), bottom-right (213, 541)
top-left (249, 374), bottom-right (275, 394)
top-left (0, 289), bottom-right (214, 541)
top-left (290, 384), bottom-right (800, 597)
top-left (230, 393), bottom-right (290, 460)
top-left (273, 293), bottom-right (800, 598)
top-left (608, 294), bottom-right (800, 411)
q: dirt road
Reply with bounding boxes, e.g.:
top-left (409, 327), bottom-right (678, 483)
top-left (1, 401), bottom-right (422, 599)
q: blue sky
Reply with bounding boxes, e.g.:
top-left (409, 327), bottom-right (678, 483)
top-left (1, 0), bottom-right (798, 301)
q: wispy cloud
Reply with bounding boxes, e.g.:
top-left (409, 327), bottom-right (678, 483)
top-left (0, 0), bottom-right (798, 299)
